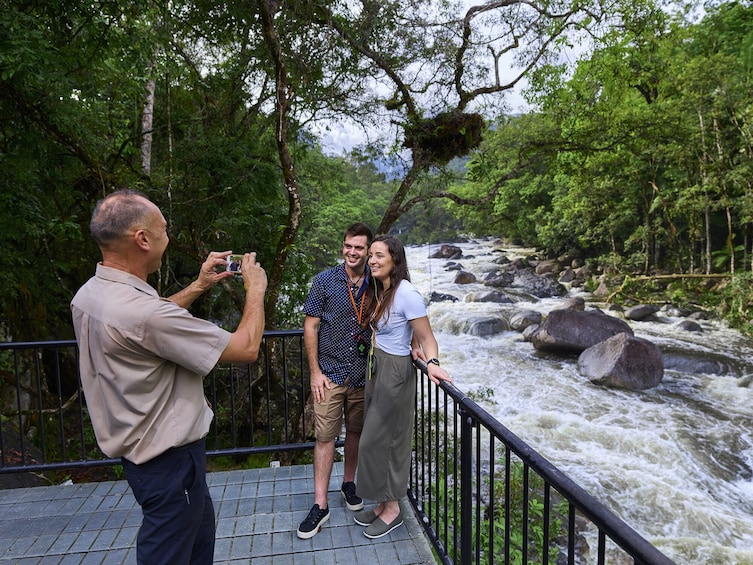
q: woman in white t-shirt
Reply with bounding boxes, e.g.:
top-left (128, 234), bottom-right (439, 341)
top-left (354, 235), bottom-right (452, 539)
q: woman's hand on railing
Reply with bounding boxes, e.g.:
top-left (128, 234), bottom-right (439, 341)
top-left (413, 356), bottom-right (453, 385)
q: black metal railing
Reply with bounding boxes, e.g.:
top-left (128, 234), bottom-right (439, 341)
top-left (0, 332), bottom-right (313, 473)
top-left (0, 338), bottom-right (675, 564)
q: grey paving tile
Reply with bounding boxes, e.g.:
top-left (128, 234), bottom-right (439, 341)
top-left (237, 495), bottom-right (256, 516)
top-left (254, 513), bottom-right (275, 534)
top-left (112, 526), bottom-right (138, 549)
top-left (0, 537), bottom-right (14, 556)
top-left (89, 528), bottom-right (119, 551)
top-left (224, 483), bottom-right (243, 500)
top-left (250, 531), bottom-right (273, 558)
top-left (350, 543), bottom-right (380, 564)
top-left (289, 465), bottom-right (309, 479)
top-left (226, 470), bottom-right (246, 484)
top-left (239, 480), bottom-right (258, 499)
top-left (68, 530), bottom-right (98, 553)
top-left (26, 534), bottom-right (58, 557)
top-left (312, 549), bottom-right (338, 564)
top-left (255, 496), bottom-right (275, 514)
top-left (233, 514), bottom-right (255, 536)
top-left (80, 550), bottom-right (106, 565)
top-left (257, 481), bottom-right (275, 497)
top-left (214, 536), bottom-right (232, 562)
top-left (218, 497), bottom-right (240, 518)
top-left (229, 534), bottom-right (253, 560)
top-left (46, 532), bottom-right (79, 555)
top-left (290, 554), bottom-right (315, 565)
top-left (216, 516), bottom-right (238, 538)
top-left (5, 533), bottom-right (38, 558)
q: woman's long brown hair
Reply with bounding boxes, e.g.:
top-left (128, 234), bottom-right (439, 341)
top-left (362, 235), bottom-right (411, 329)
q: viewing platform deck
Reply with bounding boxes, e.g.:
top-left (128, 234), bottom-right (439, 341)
top-left (0, 462), bottom-right (436, 565)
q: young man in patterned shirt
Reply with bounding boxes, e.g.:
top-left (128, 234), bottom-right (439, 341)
top-left (296, 222), bottom-right (374, 539)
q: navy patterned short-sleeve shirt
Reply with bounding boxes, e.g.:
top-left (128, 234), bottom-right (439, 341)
top-left (303, 264), bottom-right (372, 388)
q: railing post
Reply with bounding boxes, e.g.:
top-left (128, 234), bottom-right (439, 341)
top-left (459, 402), bottom-right (473, 565)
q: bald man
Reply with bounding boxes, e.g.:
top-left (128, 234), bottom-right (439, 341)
top-left (71, 189), bottom-right (267, 565)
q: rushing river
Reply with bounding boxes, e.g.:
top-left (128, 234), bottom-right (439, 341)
top-left (404, 238), bottom-right (753, 565)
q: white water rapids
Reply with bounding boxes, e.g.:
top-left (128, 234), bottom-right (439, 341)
top-left (405, 238), bottom-right (753, 565)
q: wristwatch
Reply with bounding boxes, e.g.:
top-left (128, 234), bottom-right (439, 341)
top-left (427, 358), bottom-right (440, 366)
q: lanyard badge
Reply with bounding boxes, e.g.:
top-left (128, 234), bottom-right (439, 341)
top-left (347, 278), bottom-right (370, 358)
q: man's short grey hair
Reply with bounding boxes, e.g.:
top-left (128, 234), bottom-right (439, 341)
top-left (89, 189), bottom-right (153, 247)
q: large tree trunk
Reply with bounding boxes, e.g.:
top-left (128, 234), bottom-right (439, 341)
top-left (140, 74), bottom-right (156, 177)
top-left (698, 110), bottom-right (712, 274)
top-left (248, 1), bottom-right (307, 455)
top-left (258, 0), bottom-right (301, 330)
top-left (376, 148), bottom-right (435, 236)
top-left (713, 116), bottom-right (735, 275)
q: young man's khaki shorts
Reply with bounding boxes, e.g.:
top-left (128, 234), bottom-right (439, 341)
top-left (313, 379), bottom-right (365, 442)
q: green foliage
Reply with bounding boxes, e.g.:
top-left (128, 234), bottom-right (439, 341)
top-left (297, 148), bottom-right (392, 271)
top-left (427, 455), bottom-right (564, 564)
top-left (712, 244), bottom-right (746, 271)
top-left (480, 462), bottom-right (563, 565)
top-left (7, 0), bottom-right (753, 339)
top-left (207, 454), bottom-right (273, 472)
top-left (711, 273), bottom-right (753, 336)
top-left (466, 386), bottom-right (497, 405)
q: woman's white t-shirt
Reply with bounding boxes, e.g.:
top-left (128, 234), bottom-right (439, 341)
top-left (373, 279), bottom-right (427, 355)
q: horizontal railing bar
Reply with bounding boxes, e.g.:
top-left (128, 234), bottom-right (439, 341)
top-left (0, 340), bottom-right (77, 350)
top-left (0, 330), bottom-right (304, 351)
top-left (0, 442), bottom-right (345, 475)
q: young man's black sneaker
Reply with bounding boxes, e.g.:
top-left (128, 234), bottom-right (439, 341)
top-left (296, 504), bottom-right (330, 539)
top-left (340, 481), bottom-right (364, 511)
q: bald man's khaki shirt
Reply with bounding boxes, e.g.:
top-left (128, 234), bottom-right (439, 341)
top-left (71, 264), bottom-right (231, 464)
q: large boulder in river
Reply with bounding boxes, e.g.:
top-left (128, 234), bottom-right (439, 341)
top-left (429, 292), bottom-right (459, 304)
top-left (558, 296), bottom-right (585, 311)
top-left (468, 317), bottom-right (508, 337)
top-left (510, 309), bottom-right (542, 331)
top-left (577, 333), bottom-right (664, 390)
top-left (454, 270), bottom-right (477, 284)
top-left (484, 271), bottom-right (515, 288)
top-left (675, 319), bottom-right (703, 332)
top-left (531, 309), bottom-right (634, 354)
top-left (558, 267), bottom-right (576, 284)
top-left (535, 259), bottom-right (562, 276)
top-left (430, 244), bottom-right (463, 259)
top-left (512, 270), bottom-right (568, 298)
top-left (465, 290), bottom-right (513, 304)
top-left (661, 347), bottom-right (751, 376)
top-left (445, 315), bottom-right (509, 337)
top-left (624, 304), bottom-right (661, 321)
